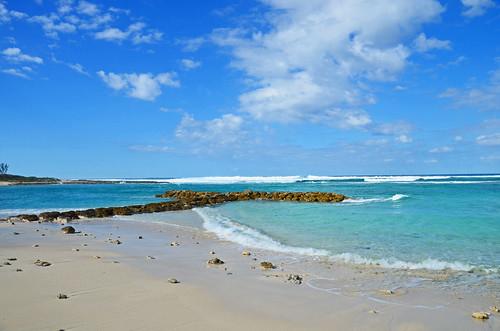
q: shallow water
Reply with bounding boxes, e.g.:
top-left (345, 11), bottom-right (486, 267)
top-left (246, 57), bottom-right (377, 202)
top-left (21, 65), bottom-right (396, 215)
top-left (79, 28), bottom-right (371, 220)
top-left (1, 175), bottom-right (499, 274)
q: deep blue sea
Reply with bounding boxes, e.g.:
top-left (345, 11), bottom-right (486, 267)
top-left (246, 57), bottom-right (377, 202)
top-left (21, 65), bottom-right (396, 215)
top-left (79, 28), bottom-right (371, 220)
top-left (1, 175), bottom-right (499, 273)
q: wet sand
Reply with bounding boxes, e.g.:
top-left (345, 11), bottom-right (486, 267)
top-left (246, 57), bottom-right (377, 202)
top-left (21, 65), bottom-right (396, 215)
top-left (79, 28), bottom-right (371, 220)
top-left (0, 211), bottom-right (498, 331)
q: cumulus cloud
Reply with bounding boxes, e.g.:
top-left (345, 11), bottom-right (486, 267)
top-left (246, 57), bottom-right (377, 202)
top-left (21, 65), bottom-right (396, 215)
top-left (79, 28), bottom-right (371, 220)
top-left (181, 59), bottom-right (201, 70)
top-left (0, 1), bottom-right (27, 23)
top-left (413, 33), bottom-right (451, 53)
top-left (461, 0), bottom-right (496, 17)
top-left (212, 0), bottom-right (444, 128)
top-left (175, 113), bottom-right (245, 149)
top-left (95, 22), bottom-right (162, 44)
top-left (476, 133), bottom-right (500, 146)
top-left (2, 47), bottom-right (43, 64)
top-left (97, 70), bottom-right (180, 101)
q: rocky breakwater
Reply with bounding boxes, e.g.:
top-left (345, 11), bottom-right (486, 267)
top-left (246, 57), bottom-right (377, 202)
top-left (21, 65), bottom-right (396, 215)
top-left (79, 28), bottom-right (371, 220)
top-left (1, 190), bottom-right (347, 223)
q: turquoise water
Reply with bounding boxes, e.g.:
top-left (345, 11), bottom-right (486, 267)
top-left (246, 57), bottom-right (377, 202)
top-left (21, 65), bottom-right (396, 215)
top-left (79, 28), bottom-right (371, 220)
top-left (1, 175), bottom-right (499, 272)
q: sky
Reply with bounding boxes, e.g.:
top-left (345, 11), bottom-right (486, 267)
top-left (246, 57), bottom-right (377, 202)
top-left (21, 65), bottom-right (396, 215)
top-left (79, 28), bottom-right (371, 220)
top-left (0, 0), bottom-right (499, 178)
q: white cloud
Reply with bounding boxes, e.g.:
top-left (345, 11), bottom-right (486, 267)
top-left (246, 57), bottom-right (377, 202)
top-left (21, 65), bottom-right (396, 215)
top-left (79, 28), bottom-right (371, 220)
top-left (396, 134), bottom-right (413, 143)
top-left (51, 55), bottom-right (89, 76)
top-left (129, 144), bottom-right (171, 153)
top-left (95, 22), bottom-right (162, 44)
top-left (454, 135), bottom-right (464, 141)
top-left (476, 133), bottom-right (500, 146)
top-left (77, 1), bottom-right (99, 16)
top-left (179, 37), bottom-right (206, 52)
top-left (97, 70), bottom-right (180, 101)
top-left (2, 47), bottom-right (43, 64)
top-left (29, 14), bottom-right (77, 38)
top-left (212, 0), bottom-right (443, 128)
top-left (95, 27), bottom-right (128, 41)
top-left (175, 113), bottom-right (244, 148)
top-left (181, 59), bottom-right (201, 70)
top-left (429, 146), bottom-right (453, 153)
top-left (413, 33), bottom-right (451, 53)
top-left (2, 68), bottom-right (29, 79)
top-left (0, 2), bottom-right (27, 23)
top-left (440, 69), bottom-right (500, 111)
top-left (461, 0), bottom-right (496, 17)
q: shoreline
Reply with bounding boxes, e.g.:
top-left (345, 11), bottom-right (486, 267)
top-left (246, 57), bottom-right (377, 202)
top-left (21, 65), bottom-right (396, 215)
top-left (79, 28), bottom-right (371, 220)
top-left (1, 211), bottom-right (498, 330)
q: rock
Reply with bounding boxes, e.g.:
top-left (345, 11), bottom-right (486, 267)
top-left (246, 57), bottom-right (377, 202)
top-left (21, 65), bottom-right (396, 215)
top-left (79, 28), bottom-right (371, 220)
top-left (146, 256), bottom-right (155, 260)
top-left (13, 232), bottom-right (20, 235)
top-left (491, 306), bottom-right (500, 313)
top-left (210, 251), bottom-right (216, 255)
top-left (3, 262), bottom-right (11, 266)
top-left (17, 214), bottom-right (39, 222)
top-left (39, 211), bottom-right (61, 222)
top-left (381, 289), bottom-right (395, 295)
top-left (57, 294), bottom-right (68, 299)
top-left (207, 258), bottom-right (224, 265)
top-left (109, 239), bottom-right (121, 245)
top-left (34, 260), bottom-right (51, 267)
top-left (138, 236), bottom-right (143, 239)
top-left (242, 250), bottom-right (251, 256)
top-left (72, 248), bottom-right (79, 252)
top-left (260, 261), bottom-right (275, 270)
top-left (32, 244), bottom-right (39, 247)
top-left (94, 256), bottom-right (101, 259)
top-left (61, 226), bottom-right (75, 234)
top-left (168, 278), bottom-right (179, 284)
top-left (7, 258), bottom-right (17, 261)
top-left (471, 312), bottom-right (489, 320)
top-left (368, 310), bottom-right (378, 314)
top-left (16, 268), bottom-right (22, 272)
top-left (287, 274), bottom-right (303, 284)
top-left (170, 241), bottom-right (180, 247)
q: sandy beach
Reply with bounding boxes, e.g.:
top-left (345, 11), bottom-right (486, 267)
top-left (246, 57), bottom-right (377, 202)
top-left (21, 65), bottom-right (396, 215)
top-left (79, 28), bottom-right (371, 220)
top-left (0, 210), bottom-right (498, 331)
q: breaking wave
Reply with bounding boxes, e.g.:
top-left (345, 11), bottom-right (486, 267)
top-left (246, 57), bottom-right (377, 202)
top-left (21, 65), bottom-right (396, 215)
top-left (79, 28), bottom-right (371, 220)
top-left (343, 194), bottom-right (409, 204)
top-left (194, 207), bottom-right (495, 273)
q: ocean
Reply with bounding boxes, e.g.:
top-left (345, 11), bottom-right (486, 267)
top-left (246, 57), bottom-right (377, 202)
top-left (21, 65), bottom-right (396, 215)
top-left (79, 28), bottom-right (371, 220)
top-left (1, 174), bottom-right (499, 274)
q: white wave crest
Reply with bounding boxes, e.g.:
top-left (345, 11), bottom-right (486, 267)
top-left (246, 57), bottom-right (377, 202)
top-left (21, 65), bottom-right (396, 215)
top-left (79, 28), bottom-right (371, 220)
top-left (193, 207), bottom-right (493, 272)
top-left (330, 253), bottom-right (476, 271)
top-left (343, 194), bottom-right (408, 204)
top-left (194, 207), bottom-right (329, 256)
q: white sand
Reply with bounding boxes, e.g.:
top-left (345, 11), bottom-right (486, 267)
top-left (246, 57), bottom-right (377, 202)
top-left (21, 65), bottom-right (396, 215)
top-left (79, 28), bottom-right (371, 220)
top-left (0, 213), bottom-right (498, 331)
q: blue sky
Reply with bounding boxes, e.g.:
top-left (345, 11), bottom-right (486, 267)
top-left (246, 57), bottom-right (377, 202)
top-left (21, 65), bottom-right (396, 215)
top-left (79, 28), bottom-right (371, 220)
top-left (0, 0), bottom-right (499, 178)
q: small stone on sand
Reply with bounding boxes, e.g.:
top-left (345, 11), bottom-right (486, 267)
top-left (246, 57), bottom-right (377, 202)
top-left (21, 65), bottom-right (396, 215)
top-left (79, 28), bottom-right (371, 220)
top-left (368, 310), bottom-right (378, 314)
top-left (146, 256), bottom-right (155, 260)
top-left (3, 262), bottom-right (11, 266)
top-left (168, 278), bottom-right (179, 284)
top-left (242, 251), bottom-right (251, 256)
top-left (207, 258), bottom-right (224, 265)
top-left (170, 241), bottom-right (179, 247)
top-left (34, 260), bottom-right (51, 267)
top-left (138, 236), bottom-right (143, 239)
top-left (472, 312), bottom-right (489, 320)
top-left (7, 258), bottom-right (17, 261)
top-left (16, 268), bottom-right (22, 272)
top-left (260, 261), bottom-right (275, 270)
top-left (61, 226), bottom-right (76, 234)
top-left (13, 232), bottom-right (20, 235)
top-left (94, 256), bottom-right (101, 259)
top-left (57, 294), bottom-right (68, 299)
top-left (72, 248), bottom-right (79, 252)
top-left (490, 306), bottom-right (500, 313)
top-left (32, 244), bottom-right (39, 247)
top-left (210, 251), bottom-right (216, 255)
top-left (286, 274), bottom-right (303, 284)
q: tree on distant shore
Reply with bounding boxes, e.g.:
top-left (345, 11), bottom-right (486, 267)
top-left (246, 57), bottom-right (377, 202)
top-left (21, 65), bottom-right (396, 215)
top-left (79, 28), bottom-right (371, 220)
top-left (0, 163), bottom-right (8, 174)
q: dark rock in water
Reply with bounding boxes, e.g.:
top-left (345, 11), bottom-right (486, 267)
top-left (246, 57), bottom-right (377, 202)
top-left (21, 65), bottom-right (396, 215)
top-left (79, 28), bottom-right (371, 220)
top-left (207, 258), bottom-right (224, 265)
top-left (260, 261), bottom-right (275, 270)
top-left (15, 214), bottom-right (39, 222)
top-left (7, 190), bottom-right (347, 225)
top-left (39, 211), bottom-right (61, 221)
top-left (58, 293), bottom-right (68, 299)
top-left (61, 226), bottom-right (76, 234)
top-left (34, 259), bottom-right (51, 267)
